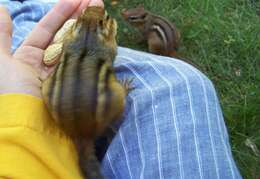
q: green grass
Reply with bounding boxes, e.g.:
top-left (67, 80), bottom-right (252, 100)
top-left (104, 0), bottom-right (260, 178)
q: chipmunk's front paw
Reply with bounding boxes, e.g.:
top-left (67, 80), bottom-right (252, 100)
top-left (120, 77), bottom-right (135, 95)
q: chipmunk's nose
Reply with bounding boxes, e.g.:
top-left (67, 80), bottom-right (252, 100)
top-left (120, 9), bottom-right (128, 19)
top-left (121, 8), bottom-right (127, 14)
top-left (104, 10), bottom-right (110, 20)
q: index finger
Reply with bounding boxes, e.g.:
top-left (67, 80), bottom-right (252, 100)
top-left (71, 0), bottom-right (104, 18)
top-left (21, 0), bottom-right (81, 50)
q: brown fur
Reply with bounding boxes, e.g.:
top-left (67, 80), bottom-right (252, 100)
top-left (121, 6), bottom-right (180, 58)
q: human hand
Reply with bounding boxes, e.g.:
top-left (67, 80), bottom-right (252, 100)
top-left (0, 0), bottom-right (103, 98)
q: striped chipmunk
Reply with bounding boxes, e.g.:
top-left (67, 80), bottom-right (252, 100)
top-left (42, 6), bottom-right (128, 179)
top-left (121, 5), bottom-right (181, 58)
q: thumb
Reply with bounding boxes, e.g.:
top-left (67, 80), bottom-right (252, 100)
top-left (0, 5), bottom-right (12, 56)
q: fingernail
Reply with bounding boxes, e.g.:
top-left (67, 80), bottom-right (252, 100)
top-left (88, 0), bottom-right (104, 7)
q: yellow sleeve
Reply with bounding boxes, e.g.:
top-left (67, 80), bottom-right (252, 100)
top-left (0, 94), bottom-right (83, 179)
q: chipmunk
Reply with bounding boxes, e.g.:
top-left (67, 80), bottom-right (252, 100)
top-left (42, 6), bottom-right (127, 179)
top-left (121, 5), bottom-right (181, 58)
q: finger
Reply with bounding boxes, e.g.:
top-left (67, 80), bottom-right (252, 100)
top-left (88, 0), bottom-right (104, 7)
top-left (21, 0), bottom-right (81, 50)
top-left (72, 0), bottom-right (104, 18)
top-left (71, 0), bottom-right (90, 18)
top-left (0, 5), bottom-right (12, 55)
top-left (40, 62), bottom-right (57, 81)
top-left (13, 44), bottom-right (44, 67)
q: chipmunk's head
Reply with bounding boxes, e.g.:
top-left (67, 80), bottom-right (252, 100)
top-left (68, 6), bottom-right (117, 54)
top-left (121, 5), bottom-right (148, 25)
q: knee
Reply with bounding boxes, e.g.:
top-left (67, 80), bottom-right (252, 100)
top-left (115, 47), bottom-right (217, 98)
top-left (172, 60), bottom-right (215, 93)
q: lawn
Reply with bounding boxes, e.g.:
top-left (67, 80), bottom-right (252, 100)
top-left (105, 0), bottom-right (260, 178)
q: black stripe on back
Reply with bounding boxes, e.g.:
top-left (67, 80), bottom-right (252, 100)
top-left (150, 25), bottom-right (166, 43)
top-left (57, 53), bottom-right (69, 118)
top-left (154, 17), bottom-right (179, 50)
top-left (72, 23), bottom-right (90, 121)
top-left (48, 65), bottom-right (58, 107)
top-left (73, 49), bottom-right (87, 120)
top-left (104, 67), bottom-right (112, 115)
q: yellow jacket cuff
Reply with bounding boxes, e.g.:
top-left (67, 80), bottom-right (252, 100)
top-left (0, 94), bottom-right (82, 179)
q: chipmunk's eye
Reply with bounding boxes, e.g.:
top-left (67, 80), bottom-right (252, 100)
top-left (99, 20), bottom-right (103, 27)
top-left (104, 11), bottom-right (109, 20)
top-left (128, 16), bottom-right (138, 20)
top-left (140, 14), bottom-right (147, 19)
top-left (106, 14), bottom-right (110, 21)
top-left (129, 13), bottom-right (147, 21)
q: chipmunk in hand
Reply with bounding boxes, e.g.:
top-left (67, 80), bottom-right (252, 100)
top-left (42, 6), bottom-right (127, 179)
top-left (121, 5), bottom-right (180, 58)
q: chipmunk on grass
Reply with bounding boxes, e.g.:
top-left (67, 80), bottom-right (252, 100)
top-left (121, 5), bottom-right (181, 58)
top-left (42, 6), bottom-right (128, 179)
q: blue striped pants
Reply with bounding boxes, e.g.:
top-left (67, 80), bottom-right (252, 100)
top-left (2, 1), bottom-right (242, 178)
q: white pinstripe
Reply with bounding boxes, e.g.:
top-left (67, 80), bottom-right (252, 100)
top-left (22, 11), bottom-right (25, 23)
top-left (158, 56), bottom-right (236, 179)
top-left (123, 56), bottom-right (204, 179)
top-left (37, 0), bottom-right (58, 3)
top-left (119, 129), bottom-right (133, 179)
top-left (10, 4), bottom-right (19, 30)
top-left (33, 2), bottom-right (44, 18)
top-left (129, 96), bottom-right (145, 179)
top-left (28, 3), bottom-right (35, 20)
top-left (13, 35), bottom-right (22, 42)
top-left (9, 3), bottom-right (18, 17)
top-left (146, 60), bottom-right (184, 179)
top-left (12, 34), bottom-right (23, 52)
top-left (20, 26), bottom-right (31, 35)
top-left (47, 4), bottom-right (54, 13)
top-left (211, 82), bottom-right (236, 179)
top-left (215, 97), bottom-right (229, 142)
top-left (106, 151), bottom-right (118, 179)
top-left (119, 56), bottom-right (184, 179)
top-left (121, 63), bottom-right (164, 179)
top-left (176, 61), bottom-right (220, 179)
top-left (150, 58), bottom-right (204, 179)
top-left (12, 22), bottom-right (19, 33)
top-left (150, 55), bottom-right (236, 179)
top-left (141, 56), bottom-right (222, 178)
top-left (193, 68), bottom-right (219, 178)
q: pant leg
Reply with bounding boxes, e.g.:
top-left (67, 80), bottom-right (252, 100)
top-left (101, 47), bottom-right (242, 179)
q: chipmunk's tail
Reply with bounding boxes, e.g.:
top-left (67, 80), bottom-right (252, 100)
top-left (74, 139), bottom-right (104, 179)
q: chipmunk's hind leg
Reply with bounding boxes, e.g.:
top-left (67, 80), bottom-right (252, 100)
top-left (169, 50), bottom-right (178, 58)
top-left (75, 139), bottom-right (104, 179)
top-left (147, 31), bottom-right (167, 56)
top-left (95, 126), bottom-right (117, 161)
